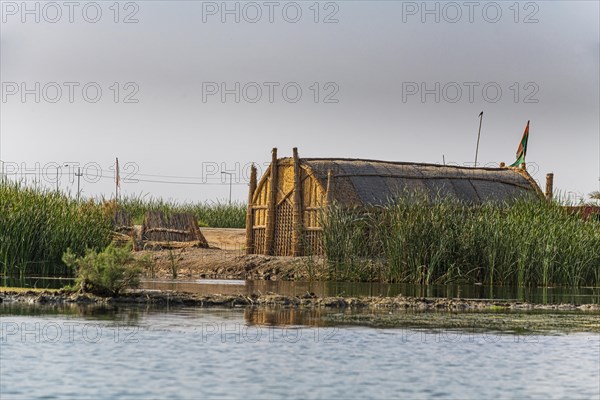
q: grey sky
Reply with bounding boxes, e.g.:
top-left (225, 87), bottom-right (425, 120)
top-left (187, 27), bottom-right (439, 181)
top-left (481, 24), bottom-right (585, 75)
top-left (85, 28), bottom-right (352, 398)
top-left (1, 1), bottom-right (598, 203)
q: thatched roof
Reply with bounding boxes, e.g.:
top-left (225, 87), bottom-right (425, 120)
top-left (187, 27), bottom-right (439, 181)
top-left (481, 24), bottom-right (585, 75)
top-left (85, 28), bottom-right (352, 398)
top-left (296, 158), bottom-right (543, 206)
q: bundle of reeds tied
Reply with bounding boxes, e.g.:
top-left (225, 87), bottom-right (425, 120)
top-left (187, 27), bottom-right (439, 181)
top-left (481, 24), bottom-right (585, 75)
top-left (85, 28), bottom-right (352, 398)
top-left (141, 211), bottom-right (209, 248)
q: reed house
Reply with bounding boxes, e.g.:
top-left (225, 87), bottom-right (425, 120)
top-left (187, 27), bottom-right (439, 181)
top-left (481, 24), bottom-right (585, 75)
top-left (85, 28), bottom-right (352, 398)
top-left (245, 148), bottom-right (544, 257)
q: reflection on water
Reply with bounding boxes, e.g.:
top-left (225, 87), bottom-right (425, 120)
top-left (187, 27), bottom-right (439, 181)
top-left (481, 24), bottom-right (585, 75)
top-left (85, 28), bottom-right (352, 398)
top-left (142, 279), bottom-right (600, 304)
top-left (244, 308), bottom-right (328, 327)
top-left (1, 304), bottom-right (599, 400)
top-left (3, 276), bottom-right (599, 304)
top-left (0, 303), bottom-right (328, 328)
top-left (3, 301), bottom-right (598, 335)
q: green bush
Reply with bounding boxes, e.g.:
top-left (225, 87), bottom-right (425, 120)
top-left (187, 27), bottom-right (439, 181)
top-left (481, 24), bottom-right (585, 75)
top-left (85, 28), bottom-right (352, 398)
top-left (62, 244), bottom-right (146, 296)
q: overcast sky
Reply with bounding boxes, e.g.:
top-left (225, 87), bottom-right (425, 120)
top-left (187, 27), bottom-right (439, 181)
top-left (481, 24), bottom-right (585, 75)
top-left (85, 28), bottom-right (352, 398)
top-left (1, 1), bottom-right (598, 203)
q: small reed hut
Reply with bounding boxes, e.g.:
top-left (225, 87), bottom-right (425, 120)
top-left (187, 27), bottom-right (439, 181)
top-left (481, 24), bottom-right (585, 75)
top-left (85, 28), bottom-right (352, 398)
top-left (245, 148), bottom-right (545, 257)
top-left (142, 211), bottom-right (209, 248)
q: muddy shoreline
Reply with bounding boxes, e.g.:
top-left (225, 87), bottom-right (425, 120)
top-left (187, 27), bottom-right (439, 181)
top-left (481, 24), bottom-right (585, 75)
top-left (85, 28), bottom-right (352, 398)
top-left (134, 229), bottom-right (315, 281)
top-left (3, 289), bottom-right (599, 333)
top-left (2, 289), bottom-right (599, 312)
top-left (138, 249), bottom-right (315, 281)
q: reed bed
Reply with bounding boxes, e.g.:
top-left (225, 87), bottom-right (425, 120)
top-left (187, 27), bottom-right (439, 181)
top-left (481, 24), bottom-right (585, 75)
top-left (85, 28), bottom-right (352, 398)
top-left (0, 182), bottom-right (113, 277)
top-left (118, 195), bottom-right (246, 228)
top-left (323, 196), bottom-right (600, 287)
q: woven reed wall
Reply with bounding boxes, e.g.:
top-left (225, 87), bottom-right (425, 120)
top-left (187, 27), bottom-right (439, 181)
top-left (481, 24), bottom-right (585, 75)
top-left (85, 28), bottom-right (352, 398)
top-left (142, 211), bottom-right (208, 246)
top-left (250, 161), bottom-right (326, 256)
top-left (252, 227), bottom-right (266, 254)
top-left (274, 201), bottom-right (293, 256)
top-left (113, 209), bottom-right (133, 234)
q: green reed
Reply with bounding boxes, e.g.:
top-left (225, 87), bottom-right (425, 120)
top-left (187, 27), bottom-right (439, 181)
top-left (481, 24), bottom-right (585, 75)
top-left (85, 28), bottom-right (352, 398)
top-left (118, 194), bottom-right (246, 228)
top-left (322, 196), bottom-right (600, 287)
top-left (0, 181), bottom-right (113, 277)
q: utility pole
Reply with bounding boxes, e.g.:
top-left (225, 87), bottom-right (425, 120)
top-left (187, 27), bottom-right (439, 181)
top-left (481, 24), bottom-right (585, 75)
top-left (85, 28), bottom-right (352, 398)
top-left (75, 167), bottom-right (83, 202)
top-left (475, 111), bottom-right (483, 167)
top-left (221, 171), bottom-right (233, 204)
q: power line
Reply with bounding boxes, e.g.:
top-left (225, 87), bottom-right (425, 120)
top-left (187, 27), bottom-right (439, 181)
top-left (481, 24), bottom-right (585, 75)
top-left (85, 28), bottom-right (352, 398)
top-left (96, 174), bottom-right (247, 185)
top-left (2, 171), bottom-right (247, 185)
top-left (97, 169), bottom-right (246, 182)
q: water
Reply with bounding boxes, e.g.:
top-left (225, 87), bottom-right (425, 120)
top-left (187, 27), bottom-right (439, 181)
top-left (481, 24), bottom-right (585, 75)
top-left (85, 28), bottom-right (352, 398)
top-left (1, 305), bottom-right (599, 399)
top-left (4, 276), bottom-right (600, 304)
top-left (141, 279), bottom-right (600, 304)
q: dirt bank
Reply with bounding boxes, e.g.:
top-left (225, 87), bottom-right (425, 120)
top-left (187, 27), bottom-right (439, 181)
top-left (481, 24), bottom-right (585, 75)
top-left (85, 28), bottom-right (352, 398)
top-left (136, 248), bottom-right (319, 281)
top-left (201, 228), bottom-right (246, 249)
top-left (131, 227), bottom-right (322, 280)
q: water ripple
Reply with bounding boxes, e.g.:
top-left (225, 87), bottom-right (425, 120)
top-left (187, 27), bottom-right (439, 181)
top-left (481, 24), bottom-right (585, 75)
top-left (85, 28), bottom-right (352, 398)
top-left (1, 310), bottom-right (598, 399)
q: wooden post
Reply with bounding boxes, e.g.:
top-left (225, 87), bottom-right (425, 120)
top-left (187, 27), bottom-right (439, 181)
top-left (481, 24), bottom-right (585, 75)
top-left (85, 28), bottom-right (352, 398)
top-left (325, 169), bottom-right (334, 207)
top-left (321, 169), bottom-right (335, 251)
top-left (545, 173), bottom-right (554, 202)
top-left (264, 148), bottom-right (278, 255)
top-left (292, 148), bottom-right (303, 256)
top-left (245, 164), bottom-right (257, 255)
top-left (499, 162), bottom-right (506, 168)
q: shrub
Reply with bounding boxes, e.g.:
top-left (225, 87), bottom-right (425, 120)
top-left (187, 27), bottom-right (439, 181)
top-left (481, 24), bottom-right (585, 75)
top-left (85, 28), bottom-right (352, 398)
top-left (62, 244), bottom-right (146, 296)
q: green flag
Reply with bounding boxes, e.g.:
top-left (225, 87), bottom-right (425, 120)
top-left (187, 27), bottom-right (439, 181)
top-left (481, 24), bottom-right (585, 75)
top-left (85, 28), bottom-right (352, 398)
top-left (510, 121), bottom-right (530, 167)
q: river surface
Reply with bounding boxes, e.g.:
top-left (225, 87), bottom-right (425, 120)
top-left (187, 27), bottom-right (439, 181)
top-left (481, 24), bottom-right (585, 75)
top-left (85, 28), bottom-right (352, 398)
top-left (4, 276), bottom-right (600, 304)
top-left (1, 304), bottom-right (599, 399)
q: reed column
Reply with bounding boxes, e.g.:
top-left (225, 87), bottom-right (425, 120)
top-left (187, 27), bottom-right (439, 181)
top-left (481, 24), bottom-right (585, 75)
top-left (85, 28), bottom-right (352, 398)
top-left (245, 164), bottom-right (257, 255)
top-left (325, 169), bottom-right (334, 206)
top-left (545, 173), bottom-right (554, 202)
top-left (319, 169), bottom-right (335, 256)
top-left (264, 148), bottom-right (278, 255)
top-left (292, 148), bottom-right (303, 256)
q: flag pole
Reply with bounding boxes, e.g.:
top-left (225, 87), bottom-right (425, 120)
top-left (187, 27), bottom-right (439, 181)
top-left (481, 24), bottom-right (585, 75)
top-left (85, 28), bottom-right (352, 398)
top-left (115, 157), bottom-right (120, 203)
top-left (475, 111), bottom-right (483, 167)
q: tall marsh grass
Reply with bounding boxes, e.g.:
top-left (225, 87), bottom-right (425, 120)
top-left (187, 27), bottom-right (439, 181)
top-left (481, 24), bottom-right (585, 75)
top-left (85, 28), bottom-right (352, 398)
top-left (323, 196), bottom-right (600, 287)
top-left (118, 195), bottom-right (246, 228)
top-left (0, 182), bottom-right (113, 277)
